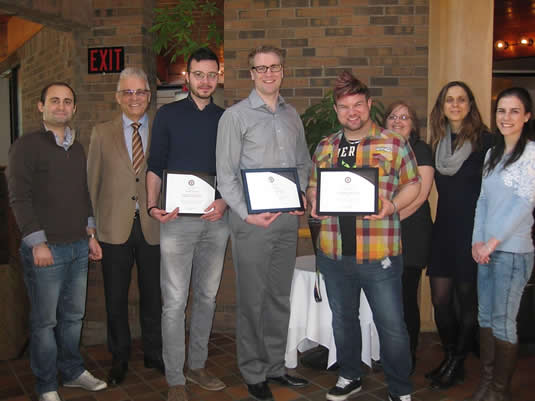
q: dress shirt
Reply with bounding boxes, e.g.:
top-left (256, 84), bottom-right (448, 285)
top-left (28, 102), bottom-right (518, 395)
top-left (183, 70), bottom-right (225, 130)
top-left (216, 89), bottom-right (311, 219)
top-left (122, 113), bottom-right (149, 160)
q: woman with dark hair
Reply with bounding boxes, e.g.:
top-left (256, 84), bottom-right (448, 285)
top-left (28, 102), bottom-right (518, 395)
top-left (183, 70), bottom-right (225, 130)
top-left (385, 101), bottom-right (433, 373)
top-left (467, 87), bottom-right (535, 401)
top-left (427, 81), bottom-right (494, 390)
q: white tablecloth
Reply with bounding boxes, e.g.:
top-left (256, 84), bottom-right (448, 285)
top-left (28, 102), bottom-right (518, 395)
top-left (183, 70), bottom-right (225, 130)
top-left (285, 255), bottom-right (380, 368)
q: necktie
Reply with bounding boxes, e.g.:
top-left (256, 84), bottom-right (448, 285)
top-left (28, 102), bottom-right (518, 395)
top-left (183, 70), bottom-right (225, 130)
top-left (131, 122), bottom-right (144, 175)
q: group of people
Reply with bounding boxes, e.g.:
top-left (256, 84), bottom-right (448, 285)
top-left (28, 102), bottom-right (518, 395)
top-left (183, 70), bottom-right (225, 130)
top-left (6, 42), bottom-right (534, 401)
top-left (383, 81), bottom-right (534, 401)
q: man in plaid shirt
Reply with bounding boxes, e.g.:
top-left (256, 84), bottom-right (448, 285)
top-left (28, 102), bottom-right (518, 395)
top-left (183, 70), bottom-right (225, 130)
top-left (306, 71), bottom-right (420, 401)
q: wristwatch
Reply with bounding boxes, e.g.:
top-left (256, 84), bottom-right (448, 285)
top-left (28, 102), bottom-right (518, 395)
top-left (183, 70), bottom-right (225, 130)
top-left (88, 233), bottom-right (96, 240)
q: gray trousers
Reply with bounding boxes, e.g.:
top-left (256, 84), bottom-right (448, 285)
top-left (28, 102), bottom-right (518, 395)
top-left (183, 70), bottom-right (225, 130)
top-left (229, 210), bottom-right (298, 384)
top-left (160, 215), bottom-right (230, 386)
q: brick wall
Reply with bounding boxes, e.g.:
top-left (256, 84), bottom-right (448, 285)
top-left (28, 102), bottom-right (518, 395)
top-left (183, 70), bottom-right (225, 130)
top-left (224, 0), bottom-right (429, 133)
top-left (16, 27), bottom-right (76, 133)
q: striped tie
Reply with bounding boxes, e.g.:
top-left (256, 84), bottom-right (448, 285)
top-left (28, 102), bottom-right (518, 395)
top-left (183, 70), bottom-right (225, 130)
top-left (131, 122), bottom-right (144, 175)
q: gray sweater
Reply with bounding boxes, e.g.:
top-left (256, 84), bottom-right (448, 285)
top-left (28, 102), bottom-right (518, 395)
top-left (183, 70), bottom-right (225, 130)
top-left (472, 141), bottom-right (535, 253)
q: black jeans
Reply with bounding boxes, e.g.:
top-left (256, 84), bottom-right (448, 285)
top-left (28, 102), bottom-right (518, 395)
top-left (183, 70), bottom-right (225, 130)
top-left (100, 215), bottom-right (162, 362)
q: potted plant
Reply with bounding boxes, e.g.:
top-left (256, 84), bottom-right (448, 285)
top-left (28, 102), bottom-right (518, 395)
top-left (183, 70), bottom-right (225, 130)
top-left (150, 0), bottom-right (223, 75)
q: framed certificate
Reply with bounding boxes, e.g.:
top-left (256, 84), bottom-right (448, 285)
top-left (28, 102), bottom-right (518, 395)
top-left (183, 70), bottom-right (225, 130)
top-left (241, 168), bottom-right (304, 214)
top-left (162, 170), bottom-right (216, 216)
top-left (316, 167), bottom-right (378, 215)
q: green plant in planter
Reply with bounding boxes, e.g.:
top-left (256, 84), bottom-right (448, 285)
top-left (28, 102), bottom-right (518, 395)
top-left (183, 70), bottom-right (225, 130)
top-left (150, 0), bottom-right (223, 63)
top-left (301, 91), bottom-right (386, 156)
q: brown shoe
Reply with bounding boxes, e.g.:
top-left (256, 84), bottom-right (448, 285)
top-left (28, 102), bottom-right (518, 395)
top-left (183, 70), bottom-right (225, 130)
top-left (186, 368), bottom-right (226, 391)
top-left (167, 385), bottom-right (188, 401)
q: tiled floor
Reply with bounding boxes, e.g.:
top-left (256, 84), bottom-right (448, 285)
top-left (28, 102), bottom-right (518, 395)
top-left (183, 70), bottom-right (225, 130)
top-left (1, 332), bottom-right (534, 401)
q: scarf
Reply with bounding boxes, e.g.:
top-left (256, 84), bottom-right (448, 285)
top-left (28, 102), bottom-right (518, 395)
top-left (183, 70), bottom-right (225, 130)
top-left (435, 124), bottom-right (472, 176)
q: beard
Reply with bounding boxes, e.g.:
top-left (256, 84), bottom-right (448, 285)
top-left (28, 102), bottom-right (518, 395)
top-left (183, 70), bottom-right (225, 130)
top-left (189, 85), bottom-right (215, 100)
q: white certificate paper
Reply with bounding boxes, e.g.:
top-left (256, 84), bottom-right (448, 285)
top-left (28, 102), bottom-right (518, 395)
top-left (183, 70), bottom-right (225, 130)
top-left (317, 169), bottom-right (378, 215)
top-left (164, 172), bottom-right (215, 215)
top-left (242, 169), bottom-right (303, 213)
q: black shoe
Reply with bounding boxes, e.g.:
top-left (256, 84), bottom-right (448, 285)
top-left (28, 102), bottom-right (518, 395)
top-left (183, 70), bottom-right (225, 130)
top-left (144, 357), bottom-right (165, 375)
top-left (267, 374), bottom-right (308, 387)
top-left (425, 348), bottom-right (453, 381)
top-left (108, 360), bottom-right (128, 385)
top-left (430, 355), bottom-right (465, 390)
top-left (247, 381), bottom-right (273, 401)
top-left (326, 377), bottom-right (361, 401)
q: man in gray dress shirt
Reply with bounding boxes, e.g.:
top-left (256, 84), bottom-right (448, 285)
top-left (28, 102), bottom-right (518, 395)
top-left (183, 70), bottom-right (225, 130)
top-left (216, 45), bottom-right (311, 401)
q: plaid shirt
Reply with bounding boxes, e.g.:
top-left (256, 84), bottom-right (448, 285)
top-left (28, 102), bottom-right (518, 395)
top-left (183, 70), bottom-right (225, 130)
top-left (308, 123), bottom-right (420, 262)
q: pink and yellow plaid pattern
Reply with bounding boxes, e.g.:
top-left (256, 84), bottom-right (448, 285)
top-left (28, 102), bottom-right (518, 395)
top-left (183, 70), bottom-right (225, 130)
top-left (308, 124), bottom-right (420, 263)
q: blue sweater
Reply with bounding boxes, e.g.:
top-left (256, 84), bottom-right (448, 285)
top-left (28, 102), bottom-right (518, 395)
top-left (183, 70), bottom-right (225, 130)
top-left (147, 95), bottom-right (224, 178)
top-left (472, 141), bottom-right (535, 253)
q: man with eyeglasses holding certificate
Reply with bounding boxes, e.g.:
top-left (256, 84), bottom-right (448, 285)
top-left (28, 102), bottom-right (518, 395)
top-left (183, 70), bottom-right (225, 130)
top-left (88, 67), bottom-right (164, 385)
top-left (216, 45), bottom-right (311, 401)
top-left (146, 48), bottom-right (229, 401)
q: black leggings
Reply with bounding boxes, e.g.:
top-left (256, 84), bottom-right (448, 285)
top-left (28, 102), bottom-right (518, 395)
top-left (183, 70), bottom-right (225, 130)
top-left (402, 266), bottom-right (423, 356)
top-left (430, 276), bottom-right (478, 355)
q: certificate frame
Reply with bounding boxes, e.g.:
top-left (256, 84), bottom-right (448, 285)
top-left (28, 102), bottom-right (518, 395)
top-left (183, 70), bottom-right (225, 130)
top-left (316, 167), bottom-right (379, 216)
top-left (162, 170), bottom-right (216, 216)
top-left (241, 167), bottom-right (304, 214)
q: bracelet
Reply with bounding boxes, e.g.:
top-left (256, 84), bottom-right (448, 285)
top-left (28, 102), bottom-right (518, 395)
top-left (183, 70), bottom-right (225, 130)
top-left (147, 206), bottom-right (158, 216)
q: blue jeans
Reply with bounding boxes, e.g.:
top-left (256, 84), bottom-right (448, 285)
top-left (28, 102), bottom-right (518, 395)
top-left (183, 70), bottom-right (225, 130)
top-left (20, 239), bottom-right (88, 395)
top-left (478, 250), bottom-right (534, 343)
top-left (160, 216), bottom-right (229, 386)
top-left (318, 253), bottom-right (412, 397)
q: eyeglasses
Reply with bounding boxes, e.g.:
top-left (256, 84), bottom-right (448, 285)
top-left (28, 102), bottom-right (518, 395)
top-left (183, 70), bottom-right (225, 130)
top-left (387, 114), bottom-right (411, 121)
top-left (118, 89), bottom-right (150, 97)
top-left (190, 71), bottom-right (219, 80)
top-left (251, 64), bottom-right (283, 73)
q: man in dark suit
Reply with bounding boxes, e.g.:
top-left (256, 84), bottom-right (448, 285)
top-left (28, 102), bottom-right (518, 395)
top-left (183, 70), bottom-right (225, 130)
top-left (87, 67), bottom-right (163, 385)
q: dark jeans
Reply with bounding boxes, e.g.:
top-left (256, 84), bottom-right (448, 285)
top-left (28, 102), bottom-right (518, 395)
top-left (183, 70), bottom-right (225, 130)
top-left (100, 216), bottom-right (162, 362)
top-left (318, 253), bottom-right (413, 397)
top-left (21, 239), bottom-right (88, 395)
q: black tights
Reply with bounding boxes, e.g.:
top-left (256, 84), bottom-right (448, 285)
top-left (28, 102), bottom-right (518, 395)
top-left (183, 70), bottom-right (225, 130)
top-left (402, 266), bottom-right (423, 356)
top-left (430, 276), bottom-right (478, 356)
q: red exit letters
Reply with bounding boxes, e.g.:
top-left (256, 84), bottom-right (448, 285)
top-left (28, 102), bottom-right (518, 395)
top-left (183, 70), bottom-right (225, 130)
top-left (88, 47), bottom-right (124, 74)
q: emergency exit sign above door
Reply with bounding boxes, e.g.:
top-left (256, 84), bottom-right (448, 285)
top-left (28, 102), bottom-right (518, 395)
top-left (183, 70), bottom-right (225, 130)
top-left (88, 47), bottom-right (125, 74)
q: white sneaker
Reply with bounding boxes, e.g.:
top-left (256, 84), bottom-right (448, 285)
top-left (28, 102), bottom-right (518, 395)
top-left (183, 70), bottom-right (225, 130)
top-left (39, 391), bottom-right (62, 401)
top-left (63, 370), bottom-right (107, 391)
top-left (388, 394), bottom-right (411, 401)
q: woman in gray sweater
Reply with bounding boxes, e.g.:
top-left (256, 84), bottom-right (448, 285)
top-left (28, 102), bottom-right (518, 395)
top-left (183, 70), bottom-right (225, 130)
top-left (468, 87), bottom-right (535, 401)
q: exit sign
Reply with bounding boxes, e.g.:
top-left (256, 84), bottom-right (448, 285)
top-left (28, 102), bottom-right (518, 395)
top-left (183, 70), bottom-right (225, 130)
top-left (88, 47), bottom-right (125, 74)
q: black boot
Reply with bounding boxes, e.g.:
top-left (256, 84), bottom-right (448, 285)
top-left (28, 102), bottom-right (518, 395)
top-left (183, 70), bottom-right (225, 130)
top-left (431, 354), bottom-right (465, 390)
top-left (425, 346), bottom-right (453, 381)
